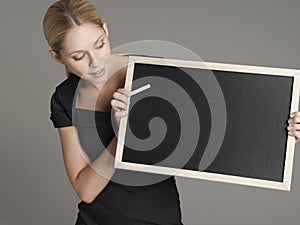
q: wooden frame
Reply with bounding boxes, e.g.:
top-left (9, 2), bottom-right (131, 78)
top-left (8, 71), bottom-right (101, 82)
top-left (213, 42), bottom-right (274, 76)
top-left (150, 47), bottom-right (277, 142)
top-left (115, 55), bottom-right (300, 191)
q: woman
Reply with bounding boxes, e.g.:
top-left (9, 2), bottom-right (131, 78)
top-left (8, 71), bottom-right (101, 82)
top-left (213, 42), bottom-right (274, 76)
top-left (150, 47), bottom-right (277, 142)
top-left (43, 0), bottom-right (300, 224)
top-left (43, 0), bottom-right (183, 224)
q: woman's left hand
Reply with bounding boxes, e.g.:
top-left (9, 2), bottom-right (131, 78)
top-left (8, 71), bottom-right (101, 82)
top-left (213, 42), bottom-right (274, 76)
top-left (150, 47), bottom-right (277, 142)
top-left (287, 111), bottom-right (300, 143)
top-left (111, 88), bottom-right (131, 127)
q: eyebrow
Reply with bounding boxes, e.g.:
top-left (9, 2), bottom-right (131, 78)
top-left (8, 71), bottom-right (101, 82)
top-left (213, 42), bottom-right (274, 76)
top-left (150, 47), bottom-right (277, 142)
top-left (68, 34), bottom-right (104, 56)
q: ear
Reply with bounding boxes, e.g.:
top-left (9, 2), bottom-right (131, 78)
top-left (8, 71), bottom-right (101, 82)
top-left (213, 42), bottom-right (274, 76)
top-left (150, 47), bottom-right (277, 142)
top-left (49, 49), bottom-right (64, 65)
top-left (102, 22), bottom-right (109, 37)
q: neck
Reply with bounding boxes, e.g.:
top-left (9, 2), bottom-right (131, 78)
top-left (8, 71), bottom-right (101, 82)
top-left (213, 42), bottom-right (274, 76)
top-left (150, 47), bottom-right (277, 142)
top-left (82, 54), bottom-right (128, 92)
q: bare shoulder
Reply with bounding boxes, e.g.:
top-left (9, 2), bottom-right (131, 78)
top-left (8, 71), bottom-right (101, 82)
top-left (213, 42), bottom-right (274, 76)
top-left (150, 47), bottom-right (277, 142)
top-left (111, 53), bottom-right (129, 75)
top-left (112, 53), bottom-right (129, 85)
top-left (104, 53), bottom-right (128, 88)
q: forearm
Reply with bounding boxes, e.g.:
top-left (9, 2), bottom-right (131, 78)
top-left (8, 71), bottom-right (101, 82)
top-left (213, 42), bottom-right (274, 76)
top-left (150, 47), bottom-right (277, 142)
top-left (74, 136), bottom-right (117, 203)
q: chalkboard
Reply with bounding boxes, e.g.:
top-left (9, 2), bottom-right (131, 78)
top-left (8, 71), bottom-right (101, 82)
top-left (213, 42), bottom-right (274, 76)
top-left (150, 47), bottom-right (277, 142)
top-left (115, 55), bottom-right (300, 191)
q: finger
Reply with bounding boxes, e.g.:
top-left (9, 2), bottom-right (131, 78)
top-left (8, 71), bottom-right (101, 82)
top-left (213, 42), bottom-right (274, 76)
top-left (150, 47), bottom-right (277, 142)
top-left (117, 88), bottom-right (131, 97)
top-left (113, 92), bottom-right (130, 104)
top-left (111, 99), bottom-right (128, 111)
top-left (290, 116), bottom-right (300, 124)
top-left (110, 99), bottom-right (119, 111)
top-left (287, 124), bottom-right (300, 131)
top-left (290, 111), bottom-right (300, 118)
top-left (288, 130), bottom-right (300, 140)
top-left (288, 117), bottom-right (299, 124)
top-left (114, 110), bottom-right (127, 118)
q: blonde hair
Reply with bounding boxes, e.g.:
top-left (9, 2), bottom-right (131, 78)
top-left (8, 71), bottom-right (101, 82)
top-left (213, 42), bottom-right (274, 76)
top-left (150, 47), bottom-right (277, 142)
top-left (42, 0), bottom-right (103, 76)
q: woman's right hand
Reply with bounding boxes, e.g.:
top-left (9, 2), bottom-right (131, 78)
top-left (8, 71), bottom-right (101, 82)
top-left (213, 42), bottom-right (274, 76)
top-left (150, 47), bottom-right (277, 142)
top-left (110, 88), bottom-right (131, 126)
top-left (288, 111), bottom-right (300, 143)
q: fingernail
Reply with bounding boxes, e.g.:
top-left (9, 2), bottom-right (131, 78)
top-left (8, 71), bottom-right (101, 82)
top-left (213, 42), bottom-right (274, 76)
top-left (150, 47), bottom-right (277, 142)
top-left (290, 113), bottom-right (295, 118)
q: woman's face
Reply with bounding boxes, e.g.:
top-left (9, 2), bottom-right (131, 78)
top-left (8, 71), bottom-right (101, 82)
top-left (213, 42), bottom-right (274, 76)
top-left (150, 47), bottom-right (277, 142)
top-left (54, 23), bottom-right (111, 84)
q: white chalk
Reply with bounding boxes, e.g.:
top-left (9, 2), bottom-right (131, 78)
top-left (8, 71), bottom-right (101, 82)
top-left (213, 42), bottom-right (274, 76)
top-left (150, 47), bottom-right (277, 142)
top-left (130, 84), bottom-right (151, 96)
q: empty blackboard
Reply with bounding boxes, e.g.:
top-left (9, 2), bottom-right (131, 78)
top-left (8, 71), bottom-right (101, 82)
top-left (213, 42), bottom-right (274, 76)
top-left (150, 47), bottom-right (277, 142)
top-left (115, 55), bottom-right (300, 191)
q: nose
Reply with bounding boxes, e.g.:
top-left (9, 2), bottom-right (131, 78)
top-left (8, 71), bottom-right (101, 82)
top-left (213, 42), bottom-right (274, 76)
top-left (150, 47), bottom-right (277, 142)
top-left (88, 52), bottom-right (99, 68)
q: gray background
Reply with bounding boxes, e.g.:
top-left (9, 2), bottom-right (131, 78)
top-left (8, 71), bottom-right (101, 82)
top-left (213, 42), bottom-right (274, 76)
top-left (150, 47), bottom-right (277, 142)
top-left (1, 0), bottom-right (300, 224)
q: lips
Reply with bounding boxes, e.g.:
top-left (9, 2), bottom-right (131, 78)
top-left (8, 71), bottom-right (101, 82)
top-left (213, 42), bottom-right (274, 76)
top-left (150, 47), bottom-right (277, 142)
top-left (89, 67), bottom-right (105, 78)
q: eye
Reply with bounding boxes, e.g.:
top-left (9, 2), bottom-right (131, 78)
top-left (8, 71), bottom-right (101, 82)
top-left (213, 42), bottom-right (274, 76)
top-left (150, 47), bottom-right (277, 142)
top-left (73, 53), bottom-right (85, 61)
top-left (96, 42), bottom-right (105, 49)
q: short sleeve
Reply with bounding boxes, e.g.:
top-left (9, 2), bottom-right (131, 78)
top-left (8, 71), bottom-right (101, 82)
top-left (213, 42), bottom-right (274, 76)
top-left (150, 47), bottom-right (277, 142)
top-left (50, 89), bottom-right (73, 128)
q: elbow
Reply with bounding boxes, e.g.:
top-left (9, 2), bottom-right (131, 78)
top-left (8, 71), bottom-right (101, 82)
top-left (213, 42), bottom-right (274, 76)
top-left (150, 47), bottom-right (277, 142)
top-left (73, 182), bottom-right (97, 204)
top-left (78, 191), bottom-right (96, 204)
top-left (78, 185), bottom-right (108, 203)
top-left (73, 173), bottom-right (96, 204)
top-left (81, 197), bottom-right (94, 204)
top-left (73, 170), bottom-right (108, 204)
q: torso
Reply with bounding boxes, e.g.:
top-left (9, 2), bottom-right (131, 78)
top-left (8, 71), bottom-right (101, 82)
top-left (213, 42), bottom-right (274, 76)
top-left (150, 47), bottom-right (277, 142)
top-left (53, 56), bottom-right (183, 224)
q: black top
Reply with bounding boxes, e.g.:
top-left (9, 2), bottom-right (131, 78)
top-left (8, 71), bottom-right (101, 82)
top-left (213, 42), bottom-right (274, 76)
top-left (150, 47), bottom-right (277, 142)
top-left (50, 74), bottom-right (183, 225)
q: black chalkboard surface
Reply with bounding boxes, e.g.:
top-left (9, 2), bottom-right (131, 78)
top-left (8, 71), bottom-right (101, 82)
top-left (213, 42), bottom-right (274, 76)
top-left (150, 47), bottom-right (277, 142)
top-left (115, 56), bottom-right (300, 191)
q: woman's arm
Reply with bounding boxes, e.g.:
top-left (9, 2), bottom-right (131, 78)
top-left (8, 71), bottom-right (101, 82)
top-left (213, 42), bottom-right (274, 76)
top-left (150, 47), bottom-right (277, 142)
top-left (58, 126), bottom-right (117, 204)
top-left (57, 88), bottom-right (130, 204)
